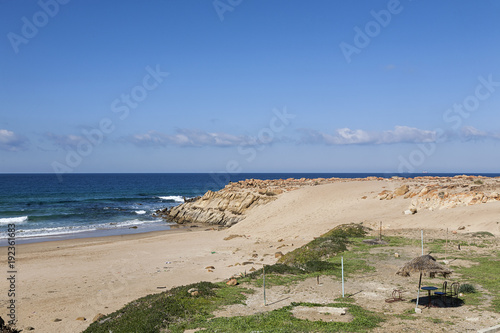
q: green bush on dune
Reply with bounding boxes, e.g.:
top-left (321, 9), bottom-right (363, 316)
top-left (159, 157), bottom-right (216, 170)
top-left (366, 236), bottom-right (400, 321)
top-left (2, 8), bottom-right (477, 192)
top-left (278, 223), bottom-right (367, 266)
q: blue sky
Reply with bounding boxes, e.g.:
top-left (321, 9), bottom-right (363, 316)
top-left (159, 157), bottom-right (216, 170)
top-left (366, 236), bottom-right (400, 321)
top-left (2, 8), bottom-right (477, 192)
top-left (1, 0), bottom-right (500, 174)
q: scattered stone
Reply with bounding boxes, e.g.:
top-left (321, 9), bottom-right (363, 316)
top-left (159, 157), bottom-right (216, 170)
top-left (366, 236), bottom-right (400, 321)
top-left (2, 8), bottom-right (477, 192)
top-left (414, 308), bottom-right (422, 314)
top-left (53, 318), bottom-right (62, 322)
top-left (226, 278), bottom-right (238, 286)
top-left (188, 288), bottom-right (200, 296)
top-left (242, 261), bottom-right (253, 265)
top-left (361, 196), bottom-right (367, 199)
top-left (25, 327), bottom-right (35, 331)
top-left (394, 253), bottom-right (400, 258)
top-left (458, 226), bottom-right (465, 230)
top-left (224, 234), bottom-right (244, 241)
top-left (404, 208), bottom-right (417, 215)
top-left (76, 317), bottom-right (86, 321)
top-left (278, 238), bottom-right (284, 242)
top-left (92, 313), bottom-right (105, 323)
top-left (249, 267), bottom-right (256, 272)
top-left (251, 253), bottom-right (258, 258)
top-left (274, 252), bottom-right (284, 258)
top-left (207, 269), bottom-right (214, 273)
top-left (394, 185), bottom-right (410, 196)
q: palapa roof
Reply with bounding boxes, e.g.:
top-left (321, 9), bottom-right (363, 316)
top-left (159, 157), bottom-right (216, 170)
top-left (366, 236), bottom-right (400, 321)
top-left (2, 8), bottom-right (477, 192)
top-left (396, 254), bottom-right (452, 278)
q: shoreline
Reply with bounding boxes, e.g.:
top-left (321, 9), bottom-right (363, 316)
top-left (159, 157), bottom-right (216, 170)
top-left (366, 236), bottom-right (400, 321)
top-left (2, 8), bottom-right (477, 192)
top-left (0, 221), bottom-right (179, 246)
top-left (0, 224), bottom-right (196, 248)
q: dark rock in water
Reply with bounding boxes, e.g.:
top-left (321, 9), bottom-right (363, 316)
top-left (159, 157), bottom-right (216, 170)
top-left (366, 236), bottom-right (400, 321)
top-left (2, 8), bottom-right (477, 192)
top-left (129, 226), bottom-right (138, 229)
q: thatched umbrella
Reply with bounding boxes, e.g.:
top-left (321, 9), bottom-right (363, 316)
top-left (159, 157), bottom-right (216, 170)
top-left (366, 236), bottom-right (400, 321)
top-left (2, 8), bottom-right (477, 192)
top-left (397, 254), bottom-right (452, 308)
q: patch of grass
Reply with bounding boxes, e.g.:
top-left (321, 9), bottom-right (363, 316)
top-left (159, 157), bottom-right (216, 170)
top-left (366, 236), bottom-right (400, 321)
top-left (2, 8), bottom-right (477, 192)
top-left (197, 302), bottom-right (384, 332)
top-left (382, 236), bottom-right (420, 247)
top-left (456, 254), bottom-right (500, 312)
top-left (83, 282), bottom-right (252, 333)
top-left (471, 231), bottom-right (495, 238)
top-left (428, 317), bottom-right (444, 324)
top-left (395, 313), bottom-right (417, 321)
top-left (473, 179), bottom-right (484, 185)
top-left (241, 224), bottom-right (373, 287)
top-left (459, 283), bottom-right (476, 294)
top-left (278, 224), bottom-right (367, 265)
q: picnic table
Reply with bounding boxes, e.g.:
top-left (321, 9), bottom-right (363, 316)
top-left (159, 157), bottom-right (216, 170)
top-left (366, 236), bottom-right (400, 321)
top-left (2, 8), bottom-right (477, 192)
top-left (421, 286), bottom-right (438, 308)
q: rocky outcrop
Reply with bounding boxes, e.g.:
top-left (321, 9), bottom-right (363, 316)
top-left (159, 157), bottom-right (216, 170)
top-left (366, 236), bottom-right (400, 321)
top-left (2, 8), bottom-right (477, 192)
top-left (157, 177), bottom-right (353, 226)
top-left (373, 175), bottom-right (500, 212)
top-left (160, 190), bottom-right (276, 226)
top-left (157, 175), bottom-right (500, 226)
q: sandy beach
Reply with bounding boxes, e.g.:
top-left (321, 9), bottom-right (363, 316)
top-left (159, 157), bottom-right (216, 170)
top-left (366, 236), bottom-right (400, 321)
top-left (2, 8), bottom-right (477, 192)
top-left (2, 179), bottom-right (500, 332)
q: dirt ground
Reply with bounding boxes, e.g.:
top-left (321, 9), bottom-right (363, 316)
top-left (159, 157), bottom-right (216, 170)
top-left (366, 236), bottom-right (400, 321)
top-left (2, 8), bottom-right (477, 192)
top-left (214, 228), bottom-right (500, 332)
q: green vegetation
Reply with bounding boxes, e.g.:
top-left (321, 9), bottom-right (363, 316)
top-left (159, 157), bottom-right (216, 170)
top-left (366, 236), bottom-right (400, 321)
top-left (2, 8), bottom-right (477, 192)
top-left (83, 282), bottom-right (251, 333)
top-left (278, 224), bottom-right (367, 265)
top-left (459, 283), bottom-right (477, 294)
top-left (471, 231), bottom-right (495, 238)
top-left (198, 302), bottom-right (383, 333)
top-left (239, 224), bottom-right (372, 287)
top-left (456, 254), bottom-right (500, 312)
top-left (473, 179), bottom-right (484, 185)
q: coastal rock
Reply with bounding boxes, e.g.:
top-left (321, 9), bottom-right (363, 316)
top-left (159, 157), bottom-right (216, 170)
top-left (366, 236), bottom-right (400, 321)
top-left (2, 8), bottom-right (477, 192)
top-left (92, 313), bottom-right (105, 323)
top-left (226, 278), bottom-right (238, 286)
top-left (158, 176), bottom-right (500, 227)
top-left (76, 317), bottom-right (86, 321)
top-left (394, 185), bottom-right (410, 196)
top-left (188, 288), bottom-right (200, 296)
top-left (275, 251), bottom-right (284, 258)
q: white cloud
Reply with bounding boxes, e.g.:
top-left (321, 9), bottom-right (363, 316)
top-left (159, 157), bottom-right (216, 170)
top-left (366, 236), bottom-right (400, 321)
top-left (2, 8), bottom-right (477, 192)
top-left (0, 129), bottom-right (29, 151)
top-left (44, 133), bottom-right (86, 150)
top-left (461, 126), bottom-right (500, 141)
top-left (126, 129), bottom-right (258, 147)
top-left (298, 126), bottom-right (437, 145)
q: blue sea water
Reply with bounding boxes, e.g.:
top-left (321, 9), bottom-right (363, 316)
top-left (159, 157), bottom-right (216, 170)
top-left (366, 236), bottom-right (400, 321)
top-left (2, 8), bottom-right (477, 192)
top-left (1, 173), bottom-right (498, 244)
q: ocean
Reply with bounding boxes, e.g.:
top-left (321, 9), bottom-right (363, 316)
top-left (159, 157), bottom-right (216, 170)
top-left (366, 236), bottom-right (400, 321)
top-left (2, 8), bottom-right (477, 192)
top-left (1, 173), bottom-right (498, 244)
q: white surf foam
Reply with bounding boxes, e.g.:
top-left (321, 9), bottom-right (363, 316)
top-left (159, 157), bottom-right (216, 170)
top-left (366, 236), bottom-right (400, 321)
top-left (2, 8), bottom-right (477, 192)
top-left (135, 210), bottom-right (147, 215)
top-left (0, 216), bottom-right (28, 224)
top-left (158, 196), bottom-right (184, 202)
top-left (4, 219), bottom-right (165, 239)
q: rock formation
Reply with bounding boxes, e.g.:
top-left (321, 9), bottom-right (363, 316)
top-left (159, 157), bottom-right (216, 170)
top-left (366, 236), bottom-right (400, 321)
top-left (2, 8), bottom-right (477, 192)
top-left (157, 175), bottom-right (500, 226)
